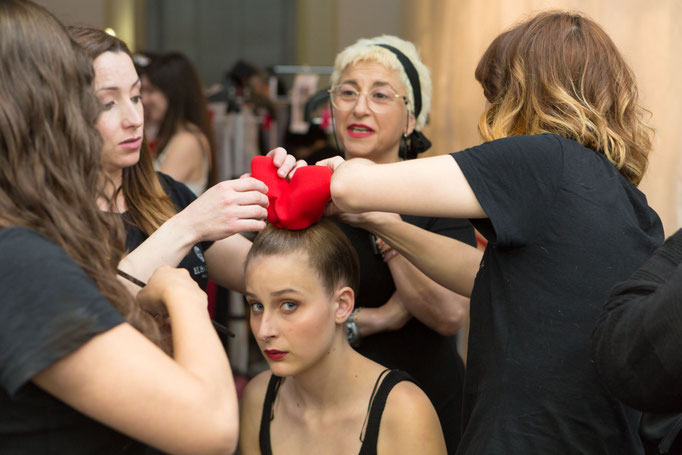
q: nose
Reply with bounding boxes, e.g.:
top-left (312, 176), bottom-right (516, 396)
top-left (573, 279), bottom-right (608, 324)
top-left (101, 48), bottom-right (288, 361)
top-left (122, 101), bottom-right (143, 130)
top-left (352, 92), bottom-right (371, 116)
top-left (254, 310), bottom-right (278, 341)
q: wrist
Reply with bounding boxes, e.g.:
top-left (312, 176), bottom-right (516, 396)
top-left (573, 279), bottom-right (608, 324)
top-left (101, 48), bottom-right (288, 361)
top-left (163, 211), bottom-right (202, 246)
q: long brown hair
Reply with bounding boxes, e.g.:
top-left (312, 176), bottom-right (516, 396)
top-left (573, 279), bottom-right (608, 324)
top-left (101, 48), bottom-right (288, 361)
top-left (142, 52), bottom-right (218, 186)
top-left (246, 219), bottom-right (360, 297)
top-left (69, 26), bottom-right (177, 236)
top-left (475, 10), bottom-right (652, 185)
top-left (0, 0), bottom-right (166, 349)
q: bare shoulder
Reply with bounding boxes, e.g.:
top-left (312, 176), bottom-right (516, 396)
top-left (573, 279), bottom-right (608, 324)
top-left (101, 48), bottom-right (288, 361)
top-left (239, 370), bottom-right (272, 455)
top-left (166, 130), bottom-right (204, 156)
top-left (241, 370), bottom-right (272, 410)
top-left (378, 379), bottom-right (447, 455)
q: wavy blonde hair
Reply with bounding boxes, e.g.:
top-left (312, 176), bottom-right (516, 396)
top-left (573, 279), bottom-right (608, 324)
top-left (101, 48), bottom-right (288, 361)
top-left (475, 10), bottom-right (652, 185)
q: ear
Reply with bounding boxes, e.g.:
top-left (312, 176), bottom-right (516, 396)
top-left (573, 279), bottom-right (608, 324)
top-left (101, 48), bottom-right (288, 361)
top-left (333, 286), bottom-right (355, 324)
top-left (406, 111), bottom-right (416, 136)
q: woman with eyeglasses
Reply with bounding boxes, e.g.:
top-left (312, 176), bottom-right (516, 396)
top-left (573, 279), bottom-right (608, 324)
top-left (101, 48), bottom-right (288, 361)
top-left (326, 35), bottom-right (476, 453)
top-left (323, 12), bottom-right (662, 454)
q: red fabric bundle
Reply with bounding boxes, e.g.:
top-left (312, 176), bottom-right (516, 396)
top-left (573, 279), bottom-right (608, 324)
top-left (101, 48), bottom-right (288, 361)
top-left (251, 156), bottom-right (332, 230)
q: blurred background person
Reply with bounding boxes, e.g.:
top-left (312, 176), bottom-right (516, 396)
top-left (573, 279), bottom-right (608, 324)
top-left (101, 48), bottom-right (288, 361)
top-left (141, 52), bottom-right (216, 195)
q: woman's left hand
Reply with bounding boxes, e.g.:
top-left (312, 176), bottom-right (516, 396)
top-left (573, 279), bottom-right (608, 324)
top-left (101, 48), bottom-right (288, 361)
top-left (266, 147), bottom-right (307, 179)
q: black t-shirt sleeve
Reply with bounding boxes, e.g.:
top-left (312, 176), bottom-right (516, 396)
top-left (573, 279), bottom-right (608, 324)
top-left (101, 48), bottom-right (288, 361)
top-left (157, 172), bottom-right (214, 252)
top-left (0, 228), bottom-right (125, 396)
top-left (451, 134), bottom-right (564, 248)
top-left (592, 228), bottom-right (682, 412)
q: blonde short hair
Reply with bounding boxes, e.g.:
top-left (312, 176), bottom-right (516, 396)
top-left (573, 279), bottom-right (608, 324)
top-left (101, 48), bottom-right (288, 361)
top-left (330, 35), bottom-right (431, 130)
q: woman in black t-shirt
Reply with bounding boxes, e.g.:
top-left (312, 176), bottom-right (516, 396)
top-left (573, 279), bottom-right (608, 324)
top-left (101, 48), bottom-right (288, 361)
top-left (69, 27), bottom-right (301, 294)
top-left (0, 2), bottom-right (239, 453)
top-left (323, 11), bottom-right (662, 455)
top-left (327, 35), bottom-right (474, 453)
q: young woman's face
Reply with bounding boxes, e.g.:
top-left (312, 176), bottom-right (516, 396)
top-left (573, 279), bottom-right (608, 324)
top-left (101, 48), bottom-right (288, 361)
top-left (140, 74), bottom-right (168, 125)
top-left (332, 60), bottom-right (413, 164)
top-left (245, 252), bottom-right (340, 377)
top-left (93, 51), bottom-right (143, 174)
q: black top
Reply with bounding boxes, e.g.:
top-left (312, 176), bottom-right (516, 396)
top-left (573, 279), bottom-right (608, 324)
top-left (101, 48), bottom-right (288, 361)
top-left (593, 228), bottom-right (682, 413)
top-left (259, 370), bottom-right (415, 455)
top-left (451, 133), bottom-right (663, 454)
top-left (123, 172), bottom-right (213, 290)
top-left (338, 216), bottom-right (475, 454)
top-left (0, 227), bottom-right (145, 454)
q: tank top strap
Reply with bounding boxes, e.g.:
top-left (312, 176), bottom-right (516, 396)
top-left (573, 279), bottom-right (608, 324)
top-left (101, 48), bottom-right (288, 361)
top-left (359, 369), bottom-right (415, 455)
top-left (259, 374), bottom-right (284, 455)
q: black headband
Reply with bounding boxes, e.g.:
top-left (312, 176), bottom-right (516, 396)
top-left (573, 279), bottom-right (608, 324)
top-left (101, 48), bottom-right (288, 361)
top-left (376, 43), bottom-right (422, 118)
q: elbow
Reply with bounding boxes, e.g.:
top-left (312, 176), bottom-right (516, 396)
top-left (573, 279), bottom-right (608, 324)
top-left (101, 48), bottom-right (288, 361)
top-left (433, 296), bottom-right (469, 336)
top-left (198, 416), bottom-right (239, 455)
top-left (188, 399), bottom-right (239, 455)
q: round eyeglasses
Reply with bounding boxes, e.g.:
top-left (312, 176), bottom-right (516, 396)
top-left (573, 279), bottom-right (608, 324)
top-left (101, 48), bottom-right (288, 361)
top-left (328, 84), bottom-right (407, 114)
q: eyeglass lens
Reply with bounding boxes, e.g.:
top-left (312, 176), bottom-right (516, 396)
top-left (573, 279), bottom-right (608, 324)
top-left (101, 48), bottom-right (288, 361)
top-left (331, 84), bottom-right (404, 113)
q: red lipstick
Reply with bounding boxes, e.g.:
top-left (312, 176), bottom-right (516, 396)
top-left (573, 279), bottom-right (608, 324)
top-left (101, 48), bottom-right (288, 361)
top-left (347, 123), bottom-right (374, 138)
top-left (264, 349), bottom-right (288, 360)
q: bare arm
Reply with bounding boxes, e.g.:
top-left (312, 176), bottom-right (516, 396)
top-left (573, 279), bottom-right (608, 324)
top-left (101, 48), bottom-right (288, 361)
top-left (204, 233), bottom-right (252, 293)
top-left (337, 210), bottom-right (470, 334)
top-left (378, 381), bottom-right (447, 455)
top-left (158, 130), bottom-right (206, 183)
top-left (355, 292), bottom-right (411, 338)
top-left (118, 177), bottom-right (269, 289)
top-left (33, 266), bottom-right (238, 455)
top-left (120, 148), bottom-right (302, 292)
top-left (329, 155), bottom-right (485, 219)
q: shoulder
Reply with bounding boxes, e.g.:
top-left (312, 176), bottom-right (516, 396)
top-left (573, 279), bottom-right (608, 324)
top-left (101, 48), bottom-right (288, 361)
top-left (451, 133), bottom-right (567, 185)
top-left (156, 171), bottom-right (198, 208)
top-left (239, 371), bottom-right (273, 454)
top-left (166, 127), bottom-right (207, 157)
top-left (242, 370), bottom-right (273, 409)
top-left (460, 133), bottom-right (565, 159)
top-left (378, 377), bottom-right (446, 454)
top-left (1, 227), bottom-right (83, 277)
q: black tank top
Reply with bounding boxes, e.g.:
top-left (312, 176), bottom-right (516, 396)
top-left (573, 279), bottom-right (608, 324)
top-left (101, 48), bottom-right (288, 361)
top-left (259, 369), bottom-right (414, 455)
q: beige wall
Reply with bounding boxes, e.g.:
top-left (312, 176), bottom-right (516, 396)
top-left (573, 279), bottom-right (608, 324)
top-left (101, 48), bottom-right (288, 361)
top-left (34, 0), bottom-right (107, 28)
top-left (404, 0), bottom-right (682, 235)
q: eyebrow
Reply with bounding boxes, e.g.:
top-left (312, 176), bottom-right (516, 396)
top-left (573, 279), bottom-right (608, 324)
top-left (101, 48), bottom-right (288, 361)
top-left (96, 78), bottom-right (141, 93)
top-left (244, 288), bottom-right (303, 299)
top-left (340, 79), bottom-right (393, 88)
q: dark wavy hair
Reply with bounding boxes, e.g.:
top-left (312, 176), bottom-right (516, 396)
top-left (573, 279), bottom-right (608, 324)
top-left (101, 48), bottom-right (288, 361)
top-left (142, 52), bottom-right (217, 186)
top-left (245, 219), bottom-right (360, 297)
top-left (0, 0), bottom-right (166, 351)
top-left (475, 10), bottom-right (653, 185)
top-left (69, 26), bottom-right (178, 236)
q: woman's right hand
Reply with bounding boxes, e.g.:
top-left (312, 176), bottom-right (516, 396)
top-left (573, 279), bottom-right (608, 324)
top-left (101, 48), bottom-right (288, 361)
top-left (137, 265), bottom-right (206, 317)
top-left (175, 177), bottom-right (270, 242)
